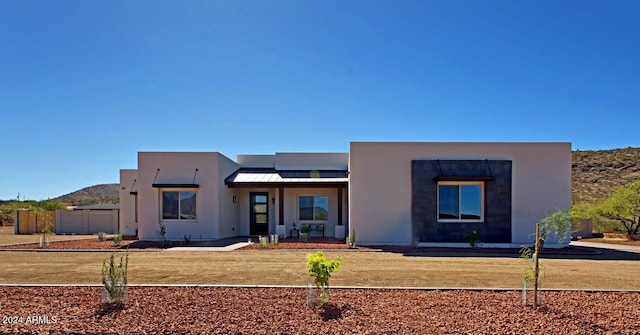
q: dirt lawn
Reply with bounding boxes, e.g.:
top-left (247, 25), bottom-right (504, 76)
top-left (1, 250), bottom-right (640, 290)
top-left (0, 226), bottom-right (95, 246)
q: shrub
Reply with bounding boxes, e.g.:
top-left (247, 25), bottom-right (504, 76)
top-left (157, 222), bottom-right (168, 247)
top-left (306, 251), bottom-right (343, 307)
top-left (464, 230), bottom-right (480, 247)
top-left (112, 233), bottom-right (123, 247)
top-left (101, 252), bottom-right (129, 308)
top-left (97, 232), bottom-right (106, 242)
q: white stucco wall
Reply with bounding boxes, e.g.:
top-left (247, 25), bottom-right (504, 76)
top-left (237, 155), bottom-right (276, 168)
top-left (217, 155), bottom-right (241, 238)
top-left (136, 152), bottom-right (229, 241)
top-left (119, 169), bottom-right (138, 236)
top-left (348, 142), bottom-right (572, 245)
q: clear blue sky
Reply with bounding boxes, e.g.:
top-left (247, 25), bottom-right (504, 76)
top-left (1, 1), bottom-right (639, 201)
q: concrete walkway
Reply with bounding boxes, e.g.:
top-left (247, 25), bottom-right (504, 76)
top-left (571, 240), bottom-right (640, 253)
top-left (164, 237), bottom-right (252, 251)
top-left (166, 242), bottom-right (251, 251)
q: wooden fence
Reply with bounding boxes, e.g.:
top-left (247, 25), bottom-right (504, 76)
top-left (15, 210), bottom-right (56, 234)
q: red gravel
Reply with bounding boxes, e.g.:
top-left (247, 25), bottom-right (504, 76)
top-left (241, 238), bottom-right (357, 250)
top-left (0, 239), bottom-right (163, 250)
top-left (1, 238), bottom-right (597, 257)
top-left (1, 287), bottom-right (638, 334)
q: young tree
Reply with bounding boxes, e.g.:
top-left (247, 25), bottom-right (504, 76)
top-left (594, 180), bottom-right (640, 236)
top-left (520, 209), bottom-right (572, 308)
top-left (306, 251), bottom-right (343, 307)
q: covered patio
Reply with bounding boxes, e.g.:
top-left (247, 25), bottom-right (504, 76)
top-left (224, 168), bottom-right (349, 239)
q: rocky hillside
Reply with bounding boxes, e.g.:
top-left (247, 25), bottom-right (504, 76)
top-left (53, 183), bottom-right (119, 205)
top-left (572, 147), bottom-right (640, 204)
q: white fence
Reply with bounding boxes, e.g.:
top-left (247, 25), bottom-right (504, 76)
top-left (55, 209), bottom-right (119, 234)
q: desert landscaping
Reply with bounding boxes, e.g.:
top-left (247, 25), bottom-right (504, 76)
top-left (2, 286), bottom-right (639, 334)
top-left (1, 230), bottom-right (640, 334)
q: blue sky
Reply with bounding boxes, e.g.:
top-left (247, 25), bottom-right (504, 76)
top-left (1, 1), bottom-right (639, 200)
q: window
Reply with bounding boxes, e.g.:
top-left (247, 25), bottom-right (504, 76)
top-left (299, 195), bottom-right (329, 221)
top-left (162, 191), bottom-right (197, 220)
top-left (437, 182), bottom-right (483, 221)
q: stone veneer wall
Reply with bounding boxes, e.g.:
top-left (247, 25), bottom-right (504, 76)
top-left (411, 160), bottom-right (512, 243)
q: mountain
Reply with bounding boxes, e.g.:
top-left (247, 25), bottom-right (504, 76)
top-left (53, 183), bottom-right (119, 205)
top-left (572, 147), bottom-right (640, 204)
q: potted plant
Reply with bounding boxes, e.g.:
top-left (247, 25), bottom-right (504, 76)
top-left (300, 224), bottom-right (310, 242)
top-left (346, 228), bottom-right (356, 248)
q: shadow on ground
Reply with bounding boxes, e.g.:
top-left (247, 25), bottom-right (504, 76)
top-left (391, 245), bottom-right (640, 261)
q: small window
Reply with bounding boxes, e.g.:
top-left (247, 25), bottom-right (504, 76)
top-left (438, 182), bottom-right (483, 222)
top-left (299, 195), bottom-right (329, 221)
top-left (162, 191), bottom-right (197, 220)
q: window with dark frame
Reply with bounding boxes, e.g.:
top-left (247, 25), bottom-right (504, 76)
top-left (437, 182), bottom-right (483, 221)
top-left (299, 195), bottom-right (329, 221)
top-left (162, 191), bottom-right (197, 220)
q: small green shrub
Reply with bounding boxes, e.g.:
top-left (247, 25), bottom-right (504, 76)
top-left (300, 224), bottom-right (311, 234)
top-left (157, 222), bottom-right (168, 247)
top-left (306, 251), bottom-right (343, 307)
top-left (101, 252), bottom-right (129, 307)
top-left (97, 232), bottom-right (106, 242)
top-left (464, 230), bottom-right (480, 247)
top-left (112, 233), bottom-right (123, 247)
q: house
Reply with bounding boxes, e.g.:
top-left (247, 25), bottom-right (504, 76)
top-left (119, 142), bottom-right (571, 246)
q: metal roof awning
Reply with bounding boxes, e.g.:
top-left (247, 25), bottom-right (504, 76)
top-left (431, 159), bottom-right (495, 182)
top-left (152, 183), bottom-right (200, 188)
top-left (225, 168), bottom-right (348, 188)
top-left (433, 176), bottom-right (495, 182)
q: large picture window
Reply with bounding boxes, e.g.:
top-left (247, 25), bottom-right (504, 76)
top-left (162, 191), bottom-right (197, 220)
top-left (299, 195), bottom-right (329, 221)
top-left (438, 182), bottom-right (483, 222)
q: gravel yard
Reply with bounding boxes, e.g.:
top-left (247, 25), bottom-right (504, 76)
top-left (1, 286), bottom-right (639, 334)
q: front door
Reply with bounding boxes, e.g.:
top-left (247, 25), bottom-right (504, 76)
top-left (250, 192), bottom-right (269, 235)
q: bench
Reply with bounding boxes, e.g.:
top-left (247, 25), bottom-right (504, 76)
top-left (300, 223), bottom-right (325, 238)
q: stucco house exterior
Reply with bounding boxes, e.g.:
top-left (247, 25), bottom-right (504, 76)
top-left (119, 142), bottom-right (571, 246)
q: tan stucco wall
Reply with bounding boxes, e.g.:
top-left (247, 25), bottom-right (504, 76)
top-left (348, 142), bottom-right (572, 245)
top-left (119, 169), bottom-right (138, 236)
top-left (236, 154), bottom-right (276, 167)
top-left (217, 155), bottom-right (241, 238)
top-left (56, 209), bottom-right (119, 234)
top-left (136, 152), bottom-right (228, 240)
top-left (275, 153), bottom-right (348, 170)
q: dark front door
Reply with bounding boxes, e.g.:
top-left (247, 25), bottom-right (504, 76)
top-left (250, 192), bottom-right (269, 235)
